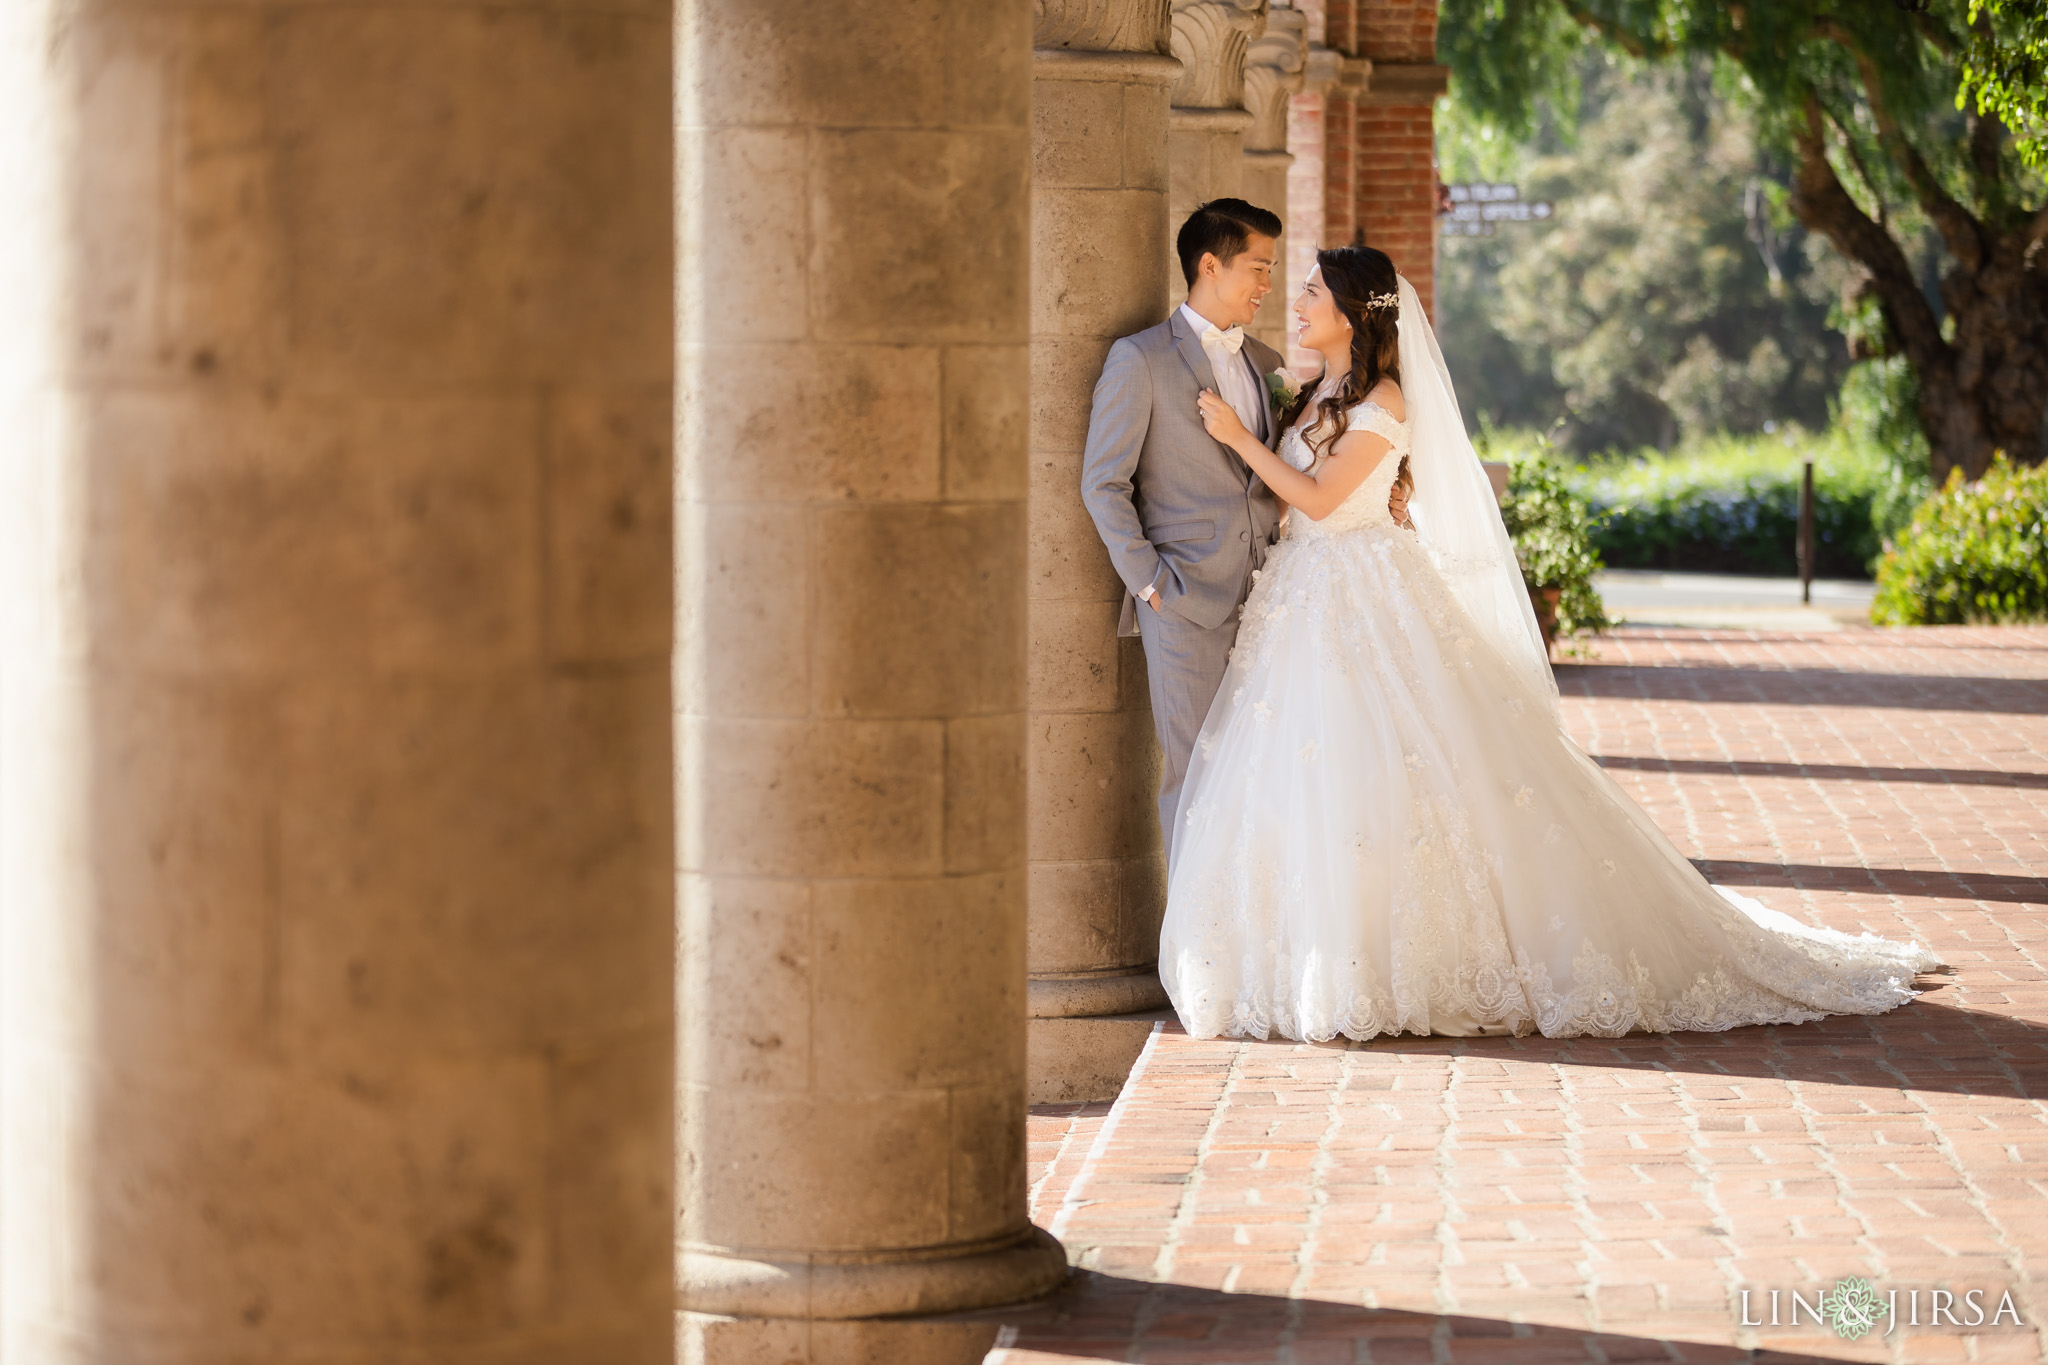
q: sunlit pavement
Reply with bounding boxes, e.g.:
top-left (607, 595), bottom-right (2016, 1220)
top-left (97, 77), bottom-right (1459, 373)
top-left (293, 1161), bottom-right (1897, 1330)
top-left (1597, 571), bottom-right (1880, 633)
top-left (996, 625), bottom-right (2048, 1364)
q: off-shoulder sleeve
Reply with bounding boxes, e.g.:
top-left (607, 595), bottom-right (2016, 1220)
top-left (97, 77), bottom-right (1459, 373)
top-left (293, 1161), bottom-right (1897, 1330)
top-left (1349, 400), bottom-right (1407, 443)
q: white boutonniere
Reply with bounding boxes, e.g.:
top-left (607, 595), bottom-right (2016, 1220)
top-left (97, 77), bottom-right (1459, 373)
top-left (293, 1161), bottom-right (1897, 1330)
top-left (1264, 369), bottom-right (1302, 416)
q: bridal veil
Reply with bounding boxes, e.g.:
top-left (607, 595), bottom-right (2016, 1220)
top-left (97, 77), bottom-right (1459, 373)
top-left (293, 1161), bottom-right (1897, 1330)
top-left (1394, 274), bottom-right (1558, 707)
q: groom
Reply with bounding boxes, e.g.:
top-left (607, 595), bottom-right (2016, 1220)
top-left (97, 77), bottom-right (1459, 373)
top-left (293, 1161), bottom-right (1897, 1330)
top-left (1080, 199), bottom-right (1289, 861)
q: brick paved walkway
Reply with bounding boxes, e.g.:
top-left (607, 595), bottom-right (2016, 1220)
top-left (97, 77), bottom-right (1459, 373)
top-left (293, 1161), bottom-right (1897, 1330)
top-left (996, 626), bottom-right (2048, 1365)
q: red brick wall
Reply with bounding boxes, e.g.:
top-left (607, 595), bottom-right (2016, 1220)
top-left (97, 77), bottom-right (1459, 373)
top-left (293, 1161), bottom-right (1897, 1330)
top-left (1323, 0), bottom-right (1353, 55)
top-left (1351, 98), bottom-right (1437, 316)
top-left (1323, 1), bottom-right (1442, 317)
top-left (1358, 1), bottom-right (1436, 62)
top-left (1322, 94), bottom-right (1357, 255)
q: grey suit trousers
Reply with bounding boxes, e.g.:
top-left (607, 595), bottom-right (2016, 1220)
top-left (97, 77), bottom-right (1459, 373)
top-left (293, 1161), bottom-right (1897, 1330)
top-left (1136, 589), bottom-right (1244, 866)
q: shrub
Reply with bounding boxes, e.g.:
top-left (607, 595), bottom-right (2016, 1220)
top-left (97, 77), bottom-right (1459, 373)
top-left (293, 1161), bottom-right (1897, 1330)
top-left (1872, 458), bottom-right (2048, 626)
top-left (1561, 430), bottom-right (1895, 578)
top-left (1500, 452), bottom-right (1613, 641)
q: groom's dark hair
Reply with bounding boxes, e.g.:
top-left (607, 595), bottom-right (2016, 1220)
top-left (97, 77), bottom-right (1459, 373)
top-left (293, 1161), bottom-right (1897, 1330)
top-left (1176, 198), bottom-right (1283, 288)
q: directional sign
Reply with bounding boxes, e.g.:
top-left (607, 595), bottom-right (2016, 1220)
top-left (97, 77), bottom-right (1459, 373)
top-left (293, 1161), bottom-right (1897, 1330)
top-left (1441, 183), bottom-right (1554, 236)
top-left (1446, 182), bottom-right (1522, 204)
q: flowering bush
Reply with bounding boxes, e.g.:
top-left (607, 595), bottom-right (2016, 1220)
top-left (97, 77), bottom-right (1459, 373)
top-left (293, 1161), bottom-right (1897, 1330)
top-left (1872, 457), bottom-right (2048, 625)
top-left (1500, 453), bottom-right (1612, 641)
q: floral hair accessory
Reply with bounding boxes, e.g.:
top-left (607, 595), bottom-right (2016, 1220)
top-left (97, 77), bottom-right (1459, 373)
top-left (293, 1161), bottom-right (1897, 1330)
top-left (1362, 290), bottom-right (1400, 311)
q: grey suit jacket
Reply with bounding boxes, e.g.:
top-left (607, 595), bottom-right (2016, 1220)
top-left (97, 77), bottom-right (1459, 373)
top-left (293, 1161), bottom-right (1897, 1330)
top-left (1080, 311), bottom-right (1287, 635)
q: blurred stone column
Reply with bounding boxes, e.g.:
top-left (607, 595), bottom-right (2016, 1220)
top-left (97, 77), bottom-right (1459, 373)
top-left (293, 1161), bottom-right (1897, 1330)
top-left (1284, 44), bottom-right (1345, 369)
top-left (1242, 6), bottom-right (1307, 352)
top-left (1, 2), bottom-right (675, 1362)
top-left (675, 1), bottom-right (1065, 1360)
top-left (1167, 0), bottom-right (1266, 311)
top-left (1026, 0), bottom-right (1182, 1101)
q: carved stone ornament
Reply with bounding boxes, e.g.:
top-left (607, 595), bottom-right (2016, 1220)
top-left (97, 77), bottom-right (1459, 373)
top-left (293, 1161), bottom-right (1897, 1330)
top-left (1035, 0), bottom-right (1173, 53)
top-left (1168, 0), bottom-right (1267, 110)
top-left (1241, 5), bottom-right (1306, 151)
top-left (1301, 43), bottom-right (1345, 94)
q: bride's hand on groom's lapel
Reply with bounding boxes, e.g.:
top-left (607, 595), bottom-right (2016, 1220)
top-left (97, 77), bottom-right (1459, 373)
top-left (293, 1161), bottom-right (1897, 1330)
top-left (1196, 389), bottom-right (1250, 447)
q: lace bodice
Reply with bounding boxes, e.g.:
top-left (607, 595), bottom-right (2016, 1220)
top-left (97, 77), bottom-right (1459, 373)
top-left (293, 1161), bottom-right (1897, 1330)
top-left (1279, 399), bottom-right (1412, 537)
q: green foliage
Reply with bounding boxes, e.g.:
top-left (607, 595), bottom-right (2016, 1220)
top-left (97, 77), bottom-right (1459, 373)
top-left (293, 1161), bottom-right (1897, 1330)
top-left (1439, 0), bottom-right (2048, 481)
top-left (1959, 0), bottom-right (2048, 170)
top-left (1569, 429), bottom-right (1890, 576)
top-left (1436, 55), bottom-right (1854, 453)
top-left (1482, 426), bottom-right (1919, 578)
top-left (1872, 457), bottom-right (2048, 625)
top-left (1834, 355), bottom-right (1934, 543)
top-left (1499, 449), bottom-right (1613, 639)
top-left (1435, 0), bottom-right (1586, 147)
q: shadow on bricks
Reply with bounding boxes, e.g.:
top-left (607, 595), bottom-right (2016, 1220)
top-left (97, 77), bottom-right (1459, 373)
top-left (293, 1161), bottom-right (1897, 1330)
top-left (1557, 664), bottom-right (2048, 715)
top-left (984, 1269), bottom-right (1857, 1363)
top-left (1440, 994), bottom-right (2048, 1101)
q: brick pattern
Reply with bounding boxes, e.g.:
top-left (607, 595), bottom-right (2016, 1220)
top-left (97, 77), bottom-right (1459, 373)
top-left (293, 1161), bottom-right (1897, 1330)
top-left (1028, 1100), bottom-right (1114, 1223)
top-left (1315, 1), bottom-right (1444, 317)
top-left (1350, 99), bottom-right (1438, 316)
top-left (1004, 625), bottom-right (2048, 1363)
top-left (1325, 1), bottom-right (1442, 68)
top-left (1322, 94), bottom-right (1358, 256)
top-left (1358, 0), bottom-right (1438, 62)
top-left (1323, 0), bottom-right (1358, 57)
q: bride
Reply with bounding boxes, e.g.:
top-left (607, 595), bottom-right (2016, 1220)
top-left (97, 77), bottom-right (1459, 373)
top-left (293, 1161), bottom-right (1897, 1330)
top-left (1161, 245), bottom-right (1942, 1042)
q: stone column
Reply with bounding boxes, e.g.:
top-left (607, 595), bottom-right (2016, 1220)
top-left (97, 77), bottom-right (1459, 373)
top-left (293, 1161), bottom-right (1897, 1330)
top-left (1025, 1), bottom-right (1183, 1102)
top-left (1242, 6), bottom-right (1307, 353)
top-left (1, 2), bottom-right (674, 1362)
top-left (1167, 0), bottom-right (1267, 311)
top-left (675, 2), bottom-right (1065, 1360)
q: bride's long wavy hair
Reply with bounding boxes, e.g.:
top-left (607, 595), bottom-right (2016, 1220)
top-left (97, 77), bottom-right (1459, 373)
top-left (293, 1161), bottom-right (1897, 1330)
top-left (1282, 245), bottom-right (1403, 465)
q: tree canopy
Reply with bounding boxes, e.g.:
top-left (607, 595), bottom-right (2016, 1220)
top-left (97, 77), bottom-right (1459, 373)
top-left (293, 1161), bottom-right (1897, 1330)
top-left (1960, 0), bottom-right (2048, 171)
top-left (1438, 55), bottom-right (1856, 453)
top-left (1441, 0), bottom-right (2048, 481)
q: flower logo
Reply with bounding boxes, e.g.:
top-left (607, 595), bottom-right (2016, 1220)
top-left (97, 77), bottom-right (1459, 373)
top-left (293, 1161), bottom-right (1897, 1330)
top-left (1822, 1276), bottom-right (1883, 1341)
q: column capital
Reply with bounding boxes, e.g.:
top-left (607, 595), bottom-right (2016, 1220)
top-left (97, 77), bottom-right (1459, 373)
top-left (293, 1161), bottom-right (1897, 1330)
top-left (1242, 4), bottom-right (1305, 153)
top-left (1300, 42), bottom-right (1346, 93)
top-left (1035, 0), bottom-right (1173, 53)
top-left (1168, 0), bottom-right (1266, 112)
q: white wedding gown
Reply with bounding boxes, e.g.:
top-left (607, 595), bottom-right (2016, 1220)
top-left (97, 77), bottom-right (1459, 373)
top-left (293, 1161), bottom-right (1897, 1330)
top-left (1159, 400), bottom-right (1941, 1042)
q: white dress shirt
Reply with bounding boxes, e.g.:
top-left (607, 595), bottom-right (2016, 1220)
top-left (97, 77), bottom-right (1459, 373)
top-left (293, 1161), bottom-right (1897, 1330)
top-left (1141, 304), bottom-right (1266, 606)
top-left (1178, 302), bottom-right (1265, 438)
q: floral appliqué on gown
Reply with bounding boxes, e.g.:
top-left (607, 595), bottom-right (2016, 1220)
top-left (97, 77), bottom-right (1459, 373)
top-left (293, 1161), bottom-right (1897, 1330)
top-left (1158, 399), bottom-right (1941, 1042)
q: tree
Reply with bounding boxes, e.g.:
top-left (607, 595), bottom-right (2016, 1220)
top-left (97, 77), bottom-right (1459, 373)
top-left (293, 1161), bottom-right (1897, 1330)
top-left (1960, 0), bottom-right (2048, 171)
top-left (1441, 57), bottom-right (1852, 452)
top-left (1443, 0), bottom-right (2048, 483)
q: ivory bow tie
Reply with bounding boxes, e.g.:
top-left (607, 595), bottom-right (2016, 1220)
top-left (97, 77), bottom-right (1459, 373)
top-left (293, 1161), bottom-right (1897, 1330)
top-left (1201, 324), bottom-right (1246, 355)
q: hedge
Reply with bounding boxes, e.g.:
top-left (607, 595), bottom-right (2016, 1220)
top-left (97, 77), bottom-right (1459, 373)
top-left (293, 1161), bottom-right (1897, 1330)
top-left (1872, 457), bottom-right (2048, 625)
top-left (1560, 432), bottom-right (1909, 579)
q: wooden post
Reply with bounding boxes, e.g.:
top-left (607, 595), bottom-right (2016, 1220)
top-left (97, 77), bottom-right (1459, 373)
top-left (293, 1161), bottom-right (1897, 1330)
top-left (1797, 458), bottom-right (1816, 605)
